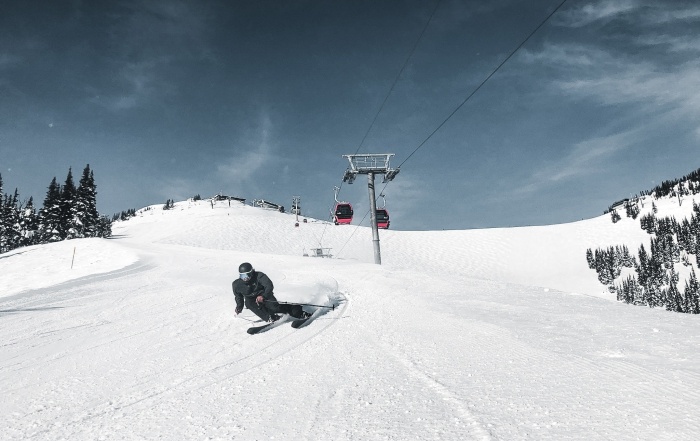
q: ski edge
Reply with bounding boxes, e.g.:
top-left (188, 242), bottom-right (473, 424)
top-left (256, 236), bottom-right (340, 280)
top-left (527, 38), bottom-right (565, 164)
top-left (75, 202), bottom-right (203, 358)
top-left (247, 315), bottom-right (292, 335)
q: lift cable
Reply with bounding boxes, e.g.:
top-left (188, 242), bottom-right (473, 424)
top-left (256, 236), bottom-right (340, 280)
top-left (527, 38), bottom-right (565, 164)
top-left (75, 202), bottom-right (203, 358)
top-left (332, 0), bottom-right (442, 207)
top-left (335, 0), bottom-right (569, 257)
top-left (353, 0), bottom-right (443, 157)
top-left (338, 0), bottom-right (567, 253)
top-left (319, 0), bottom-right (442, 246)
top-left (397, 0), bottom-right (570, 169)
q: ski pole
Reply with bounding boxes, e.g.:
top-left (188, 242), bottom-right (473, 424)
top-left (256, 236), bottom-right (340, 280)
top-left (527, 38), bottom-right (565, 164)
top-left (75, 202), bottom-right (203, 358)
top-left (266, 300), bottom-right (337, 310)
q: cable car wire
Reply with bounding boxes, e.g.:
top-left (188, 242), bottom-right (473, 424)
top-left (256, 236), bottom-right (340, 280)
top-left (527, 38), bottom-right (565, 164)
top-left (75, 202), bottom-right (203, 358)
top-left (353, 0), bottom-right (443, 157)
top-left (337, 0), bottom-right (570, 256)
top-left (337, 0), bottom-right (569, 256)
top-left (320, 0), bottom-right (442, 246)
top-left (397, 0), bottom-right (570, 169)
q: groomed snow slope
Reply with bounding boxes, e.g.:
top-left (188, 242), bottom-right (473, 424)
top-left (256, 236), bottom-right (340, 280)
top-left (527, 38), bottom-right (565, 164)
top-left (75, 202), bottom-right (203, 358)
top-left (1, 196), bottom-right (699, 440)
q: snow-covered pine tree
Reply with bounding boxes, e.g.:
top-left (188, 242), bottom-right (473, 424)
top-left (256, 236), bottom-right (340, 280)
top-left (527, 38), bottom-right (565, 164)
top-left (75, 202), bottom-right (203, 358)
top-left (677, 218), bottom-right (693, 254)
top-left (653, 222), bottom-right (680, 269)
top-left (96, 215), bottom-right (112, 238)
top-left (75, 164), bottom-right (100, 238)
top-left (636, 243), bottom-right (665, 308)
top-left (59, 168), bottom-right (78, 239)
top-left (618, 245), bottom-right (636, 268)
top-left (685, 269), bottom-right (700, 314)
top-left (3, 189), bottom-right (22, 252)
top-left (640, 212), bottom-right (657, 234)
top-left (664, 270), bottom-right (684, 313)
top-left (589, 246), bottom-right (622, 289)
top-left (19, 196), bottom-right (38, 247)
top-left (616, 275), bottom-right (641, 304)
top-left (39, 177), bottom-right (63, 243)
top-left (586, 248), bottom-right (595, 269)
top-left (611, 209), bottom-right (621, 223)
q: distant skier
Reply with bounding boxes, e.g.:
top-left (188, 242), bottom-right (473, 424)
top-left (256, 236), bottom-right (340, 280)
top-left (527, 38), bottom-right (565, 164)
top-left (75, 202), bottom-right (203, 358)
top-left (232, 262), bottom-right (310, 323)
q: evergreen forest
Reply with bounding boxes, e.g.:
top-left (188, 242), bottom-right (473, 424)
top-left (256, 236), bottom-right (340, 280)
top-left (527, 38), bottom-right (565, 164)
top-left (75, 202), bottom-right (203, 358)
top-left (588, 167), bottom-right (700, 314)
top-left (0, 165), bottom-right (112, 254)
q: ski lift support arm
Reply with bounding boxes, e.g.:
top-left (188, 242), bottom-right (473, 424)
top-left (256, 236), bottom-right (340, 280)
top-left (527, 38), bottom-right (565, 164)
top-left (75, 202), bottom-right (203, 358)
top-left (342, 153), bottom-right (399, 183)
top-left (340, 153), bottom-right (399, 265)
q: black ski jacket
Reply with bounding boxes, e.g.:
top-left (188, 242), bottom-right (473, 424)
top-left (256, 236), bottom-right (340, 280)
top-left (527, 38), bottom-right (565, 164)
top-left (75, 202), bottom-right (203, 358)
top-left (232, 271), bottom-right (274, 310)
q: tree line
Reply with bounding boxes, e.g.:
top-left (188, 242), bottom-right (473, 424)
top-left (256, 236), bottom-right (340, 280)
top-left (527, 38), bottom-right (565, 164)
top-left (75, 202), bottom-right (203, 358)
top-left (0, 165), bottom-right (112, 254)
top-left (587, 200), bottom-right (700, 314)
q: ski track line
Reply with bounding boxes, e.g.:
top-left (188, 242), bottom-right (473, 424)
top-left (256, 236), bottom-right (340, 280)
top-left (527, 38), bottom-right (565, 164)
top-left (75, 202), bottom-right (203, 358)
top-left (49, 292), bottom-right (350, 431)
top-left (371, 335), bottom-right (494, 441)
top-left (0, 260), bottom-right (153, 311)
top-left (450, 318), bottom-right (700, 441)
top-left (296, 290), bottom-right (352, 439)
top-left (570, 352), bottom-right (700, 433)
top-left (190, 292), bottom-right (349, 391)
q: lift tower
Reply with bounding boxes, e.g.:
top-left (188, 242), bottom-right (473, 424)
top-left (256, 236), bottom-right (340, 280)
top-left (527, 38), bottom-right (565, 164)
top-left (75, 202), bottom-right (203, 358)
top-left (342, 153), bottom-right (400, 264)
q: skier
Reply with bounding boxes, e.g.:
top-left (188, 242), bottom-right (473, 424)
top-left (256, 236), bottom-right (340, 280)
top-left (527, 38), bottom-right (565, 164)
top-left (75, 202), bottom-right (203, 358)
top-left (232, 262), bottom-right (310, 323)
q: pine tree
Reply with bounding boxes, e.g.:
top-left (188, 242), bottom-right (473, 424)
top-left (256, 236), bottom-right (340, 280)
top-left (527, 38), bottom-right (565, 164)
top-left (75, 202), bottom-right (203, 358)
top-left (75, 165), bottom-right (100, 237)
top-left (59, 168), bottom-right (78, 239)
top-left (636, 244), bottom-right (665, 308)
top-left (96, 215), bottom-right (112, 238)
top-left (611, 210), bottom-right (621, 223)
top-left (39, 177), bottom-right (63, 242)
top-left (586, 248), bottom-right (595, 269)
top-left (665, 270), bottom-right (684, 313)
top-left (3, 189), bottom-right (22, 252)
top-left (685, 269), bottom-right (700, 314)
top-left (618, 245), bottom-right (636, 267)
top-left (640, 212), bottom-right (657, 234)
top-left (19, 196), bottom-right (38, 247)
top-left (617, 275), bottom-right (641, 304)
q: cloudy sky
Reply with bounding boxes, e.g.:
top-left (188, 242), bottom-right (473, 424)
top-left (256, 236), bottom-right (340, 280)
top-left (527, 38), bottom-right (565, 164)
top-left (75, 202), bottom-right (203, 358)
top-left (1, 0), bottom-right (699, 230)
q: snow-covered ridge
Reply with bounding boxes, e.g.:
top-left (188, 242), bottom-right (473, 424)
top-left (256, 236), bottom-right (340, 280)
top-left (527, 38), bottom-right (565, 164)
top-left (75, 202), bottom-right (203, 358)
top-left (5, 191), bottom-right (696, 301)
top-left (3, 192), bottom-right (700, 440)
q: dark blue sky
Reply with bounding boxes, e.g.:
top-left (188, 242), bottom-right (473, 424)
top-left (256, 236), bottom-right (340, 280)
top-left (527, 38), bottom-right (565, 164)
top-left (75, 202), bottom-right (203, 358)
top-left (2, 0), bottom-right (699, 230)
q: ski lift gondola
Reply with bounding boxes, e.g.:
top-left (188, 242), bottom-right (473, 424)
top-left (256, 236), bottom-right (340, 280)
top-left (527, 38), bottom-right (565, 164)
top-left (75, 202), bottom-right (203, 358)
top-left (376, 208), bottom-right (390, 229)
top-left (334, 203), bottom-right (354, 225)
top-left (332, 186), bottom-right (353, 225)
top-left (375, 192), bottom-right (390, 229)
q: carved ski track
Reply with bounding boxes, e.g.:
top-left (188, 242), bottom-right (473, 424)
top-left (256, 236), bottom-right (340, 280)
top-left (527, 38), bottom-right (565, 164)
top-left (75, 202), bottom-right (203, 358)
top-left (0, 260), bottom-right (153, 313)
top-left (294, 291), bottom-right (351, 438)
top-left (194, 292), bottom-right (348, 389)
top-left (61, 292), bottom-right (350, 425)
top-left (574, 354), bottom-right (700, 433)
top-left (370, 334), bottom-right (494, 441)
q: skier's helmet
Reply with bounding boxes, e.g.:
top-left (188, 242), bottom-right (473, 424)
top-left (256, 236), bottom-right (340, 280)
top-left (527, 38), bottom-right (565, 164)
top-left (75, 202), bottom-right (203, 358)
top-left (238, 262), bottom-right (254, 282)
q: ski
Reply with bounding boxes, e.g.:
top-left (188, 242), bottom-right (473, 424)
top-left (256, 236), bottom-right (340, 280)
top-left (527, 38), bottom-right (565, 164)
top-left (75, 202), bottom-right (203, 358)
top-left (246, 323), bottom-right (274, 335)
top-left (290, 317), bottom-right (310, 328)
top-left (246, 315), bottom-right (291, 335)
top-left (290, 309), bottom-right (322, 329)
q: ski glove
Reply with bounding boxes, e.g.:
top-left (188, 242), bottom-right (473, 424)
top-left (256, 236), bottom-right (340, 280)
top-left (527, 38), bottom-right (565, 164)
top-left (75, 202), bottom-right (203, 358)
top-left (235, 306), bottom-right (243, 314)
top-left (255, 295), bottom-right (264, 305)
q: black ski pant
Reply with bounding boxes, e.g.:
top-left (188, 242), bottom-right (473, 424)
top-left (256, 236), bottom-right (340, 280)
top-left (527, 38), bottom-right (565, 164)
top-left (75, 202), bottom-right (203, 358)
top-left (244, 294), bottom-right (305, 321)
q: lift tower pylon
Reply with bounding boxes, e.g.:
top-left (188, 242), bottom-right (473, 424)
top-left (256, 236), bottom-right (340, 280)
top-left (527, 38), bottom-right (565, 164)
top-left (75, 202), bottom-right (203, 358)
top-left (341, 153), bottom-right (400, 264)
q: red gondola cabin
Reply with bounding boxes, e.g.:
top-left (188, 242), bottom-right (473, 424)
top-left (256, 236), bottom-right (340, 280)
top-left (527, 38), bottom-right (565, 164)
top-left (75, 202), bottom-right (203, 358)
top-left (376, 208), bottom-right (390, 229)
top-left (334, 203), bottom-right (353, 225)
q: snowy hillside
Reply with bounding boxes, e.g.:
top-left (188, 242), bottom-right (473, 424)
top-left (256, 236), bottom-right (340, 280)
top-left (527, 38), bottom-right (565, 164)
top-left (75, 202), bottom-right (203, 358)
top-left (2, 196), bottom-right (700, 440)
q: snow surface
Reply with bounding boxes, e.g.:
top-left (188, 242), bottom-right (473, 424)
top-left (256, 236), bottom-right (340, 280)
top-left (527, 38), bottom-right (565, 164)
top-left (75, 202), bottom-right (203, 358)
top-left (2, 196), bottom-right (700, 440)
